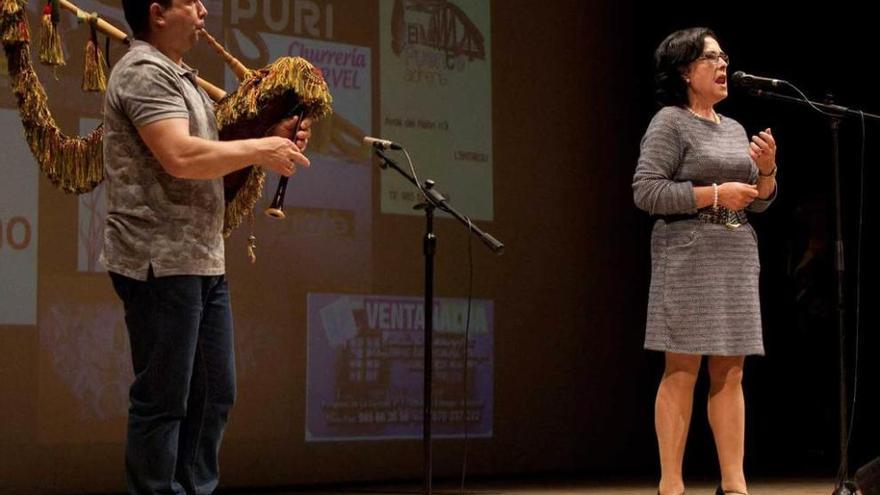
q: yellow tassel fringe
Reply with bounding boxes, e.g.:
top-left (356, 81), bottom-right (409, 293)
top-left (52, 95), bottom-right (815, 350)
top-left (216, 56), bottom-right (333, 128)
top-left (1, 0), bottom-right (24, 15)
top-left (0, 7), bottom-right (28, 44)
top-left (81, 38), bottom-right (106, 91)
top-left (4, 25), bottom-right (102, 193)
top-left (39, 11), bottom-right (64, 66)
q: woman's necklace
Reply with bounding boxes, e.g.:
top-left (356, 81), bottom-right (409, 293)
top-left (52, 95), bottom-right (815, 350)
top-left (686, 106), bottom-right (720, 124)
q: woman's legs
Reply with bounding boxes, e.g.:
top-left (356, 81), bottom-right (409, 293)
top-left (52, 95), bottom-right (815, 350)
top-left (656, 352), bottom-right (702, 495)
top-left (707, 355), bottom-right (748, 494)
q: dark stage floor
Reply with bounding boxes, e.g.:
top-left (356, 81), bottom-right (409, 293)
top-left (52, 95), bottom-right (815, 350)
top-left (217, 478), bottom-right (839, 495)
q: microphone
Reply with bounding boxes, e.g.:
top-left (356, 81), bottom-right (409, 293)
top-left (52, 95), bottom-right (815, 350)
top-left (363, 136), bottom-right (402, 150)
top-left (731, 71), bottom-right (786, 88)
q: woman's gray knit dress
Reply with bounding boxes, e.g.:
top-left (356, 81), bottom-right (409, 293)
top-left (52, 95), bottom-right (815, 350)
top-left (633, 106), bottom-right (775, 356)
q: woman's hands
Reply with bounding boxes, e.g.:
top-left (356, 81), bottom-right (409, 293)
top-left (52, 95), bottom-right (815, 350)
top-left (717, 182), bottom-right (759, 210)
top-left (749, 128), bottom-right (776, 176)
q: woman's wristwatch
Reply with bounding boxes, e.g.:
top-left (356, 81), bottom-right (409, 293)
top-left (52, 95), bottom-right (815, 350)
top-left (759, 165), bottom-right (777, 178)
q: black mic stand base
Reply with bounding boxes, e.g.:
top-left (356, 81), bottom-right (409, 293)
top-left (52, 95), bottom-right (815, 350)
top-left (832, 481), bottom-right (859, 495)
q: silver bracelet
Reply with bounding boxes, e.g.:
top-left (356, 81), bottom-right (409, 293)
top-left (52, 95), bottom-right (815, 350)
top-left (712, 183), bottom-right (719, 210)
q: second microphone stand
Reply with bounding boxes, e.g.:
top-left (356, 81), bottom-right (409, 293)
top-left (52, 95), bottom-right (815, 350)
top-left (372, 146), bottom-right (503, 495)
top-left (749, 88), bottom-right (879, 495)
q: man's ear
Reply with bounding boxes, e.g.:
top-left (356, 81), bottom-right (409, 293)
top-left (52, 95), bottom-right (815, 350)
top-left (149, 2), bottom-right (167, 30)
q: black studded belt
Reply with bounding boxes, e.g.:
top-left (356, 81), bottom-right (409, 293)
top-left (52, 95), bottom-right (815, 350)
top-left (663, 206), bottom-right (748, 229)
top-left (697, 206), bottom-right (748, 228)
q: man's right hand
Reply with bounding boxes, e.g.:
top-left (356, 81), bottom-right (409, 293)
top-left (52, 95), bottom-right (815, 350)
top-left (255, 136), bottom-right (310, 177)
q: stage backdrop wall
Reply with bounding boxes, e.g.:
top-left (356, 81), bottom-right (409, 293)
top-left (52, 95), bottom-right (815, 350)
top-left (0, 1), bottom-right (647, 492)
top-left (4, 2), bottom-right (879, 494)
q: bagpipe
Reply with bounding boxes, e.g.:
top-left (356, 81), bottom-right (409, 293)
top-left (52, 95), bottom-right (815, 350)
top-left (1, 0), bottom-right (333, 259)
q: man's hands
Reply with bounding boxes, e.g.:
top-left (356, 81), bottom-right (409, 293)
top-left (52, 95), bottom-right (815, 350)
top-left (254, 136), bottom-right (309, 177)
top-left (260, 116), bottom-right (314, 177)
top-left (270, 115), bottom-right (312, 151)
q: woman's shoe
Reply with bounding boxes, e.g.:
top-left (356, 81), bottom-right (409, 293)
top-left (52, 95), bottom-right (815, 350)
top-left (716, 486), bottom-right (748, 495)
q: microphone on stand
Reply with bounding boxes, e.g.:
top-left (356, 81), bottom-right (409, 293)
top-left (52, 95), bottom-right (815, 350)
top-left (731, 70), bottom-right (787, 88)
top-left (363, 136), bottom-right (403, 150)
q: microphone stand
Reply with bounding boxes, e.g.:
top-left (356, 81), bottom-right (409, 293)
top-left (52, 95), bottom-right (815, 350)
top-left (372, 146), bottom-right (503, 495)
top-left (748, 89), bottom-right (880, 495)
top-left (748, 88), bottom-right (880, 120)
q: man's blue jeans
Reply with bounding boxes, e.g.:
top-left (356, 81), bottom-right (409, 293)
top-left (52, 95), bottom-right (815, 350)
top-left (110, 269), bottom-right (235, 495)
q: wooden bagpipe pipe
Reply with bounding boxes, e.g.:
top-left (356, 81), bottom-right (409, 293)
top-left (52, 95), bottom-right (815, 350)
top-left (0, 0), bottom-right (333, 246)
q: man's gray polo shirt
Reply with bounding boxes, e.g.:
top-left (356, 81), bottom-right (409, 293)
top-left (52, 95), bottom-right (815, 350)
top-left (101, 40), bottom-right (224, 281)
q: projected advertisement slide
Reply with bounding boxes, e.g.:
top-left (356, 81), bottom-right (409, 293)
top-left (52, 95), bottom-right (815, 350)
top-left (0, 109), bottom-right (38, 326)
top-left (380, 0), bottom-right (493, 220)
top-left (306, 293), bottom-right (493, 441)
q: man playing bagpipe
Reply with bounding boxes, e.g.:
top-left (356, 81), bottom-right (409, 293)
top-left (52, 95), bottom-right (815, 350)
top-left (103, 1), bottom-right (310, 493)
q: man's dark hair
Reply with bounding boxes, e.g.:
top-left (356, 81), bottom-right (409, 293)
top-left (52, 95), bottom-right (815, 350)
top-left (122, 0), bottom-right (172, 40)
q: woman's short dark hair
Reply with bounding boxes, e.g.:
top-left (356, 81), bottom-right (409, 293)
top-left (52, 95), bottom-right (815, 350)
top-left (122, 0), bottom-right (172, 40)
top-left (654, 27), bottom-right (718, 107)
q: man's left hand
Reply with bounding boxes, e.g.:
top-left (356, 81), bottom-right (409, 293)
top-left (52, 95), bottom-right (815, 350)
top-left (270, 115), bottom-right (313, 152)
